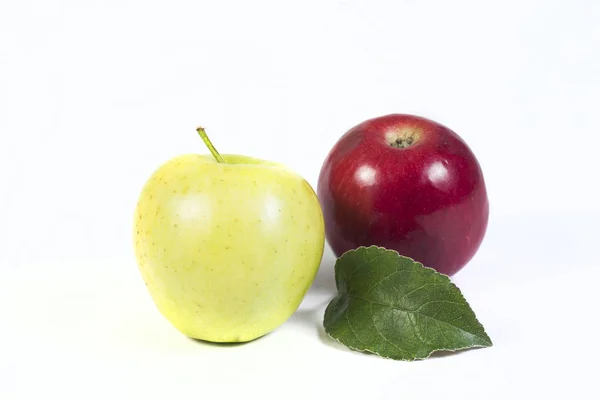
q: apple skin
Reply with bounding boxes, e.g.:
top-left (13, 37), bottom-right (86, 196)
top-left (317, 114), bottom-right (489, 276)
top-left (134, 153), bottom-right (325, 343)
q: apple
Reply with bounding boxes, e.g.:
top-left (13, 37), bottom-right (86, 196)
top-left (133, 127), bottom-right (325, 343)
top-left (317, 114), bottom-right (489, 276)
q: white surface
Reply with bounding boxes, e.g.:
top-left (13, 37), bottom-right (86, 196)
top-left (1, 0), bottom-right (599, 399)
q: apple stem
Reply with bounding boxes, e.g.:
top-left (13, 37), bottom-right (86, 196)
top-left (196, 126), bottom-right (225, 163)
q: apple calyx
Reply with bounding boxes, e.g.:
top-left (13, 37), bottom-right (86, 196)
top-left (385, 127), bottom-right (421, 149)
top-left (197, 126), bottom-right (225, 163)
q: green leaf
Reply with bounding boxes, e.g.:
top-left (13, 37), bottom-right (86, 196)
top-left (323, 246), bottom-right (492, 361)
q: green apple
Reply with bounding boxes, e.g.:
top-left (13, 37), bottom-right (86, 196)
top-left (133, 127), bottom-right (325, 343)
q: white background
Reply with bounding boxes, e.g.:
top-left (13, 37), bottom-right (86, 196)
top-left (1, 0), bottom-right (599, 398)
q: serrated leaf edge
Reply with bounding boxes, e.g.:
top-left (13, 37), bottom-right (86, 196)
top-left (336, 245), bottom-right (446, 279)
top-left (324, 328), bottom-right (492, 362)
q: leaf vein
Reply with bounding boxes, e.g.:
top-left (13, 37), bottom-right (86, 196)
top-left (345, 305), bottom-right (367, 349)
top-left (369, 302), bottom-right (409, 357)
top-left (363, 270), bottom-right (402, 297)
top-left (350, 295), bottom-right (484, 339)
top-left (407, 312), bottom-right (426, 345)
top-left (414, 299), bottom-right (463, 312)
top-left (400, 283), bottom-right (445, 301)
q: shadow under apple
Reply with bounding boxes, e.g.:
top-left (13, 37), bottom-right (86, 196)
top-left (308, 245), bottom-right (338, 297)
top-left (285, 245), bottom-right (343, 348)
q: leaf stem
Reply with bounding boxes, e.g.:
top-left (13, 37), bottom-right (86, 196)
top-left (196, 126), bottom-right (225, 163)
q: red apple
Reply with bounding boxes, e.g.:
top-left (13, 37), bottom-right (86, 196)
top-left (317, 114), bottom-right (489, 276)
